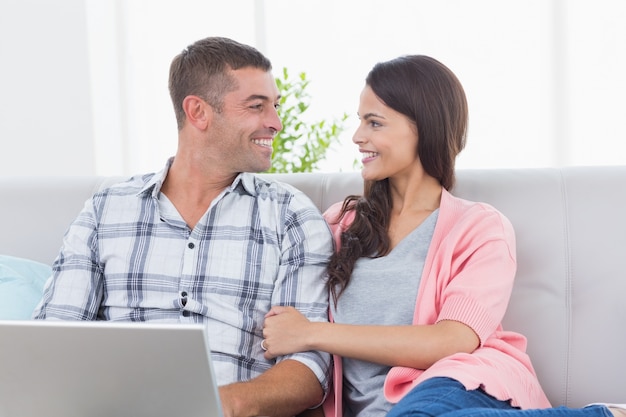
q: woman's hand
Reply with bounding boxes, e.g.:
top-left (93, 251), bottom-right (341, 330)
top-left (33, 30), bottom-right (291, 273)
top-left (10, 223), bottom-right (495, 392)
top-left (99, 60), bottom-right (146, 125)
top-left (262, 306), bottom-right (314, 359)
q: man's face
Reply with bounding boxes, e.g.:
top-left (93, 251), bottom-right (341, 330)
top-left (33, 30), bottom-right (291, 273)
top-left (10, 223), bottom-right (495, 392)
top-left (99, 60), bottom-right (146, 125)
top-left (209, 67), bottom-right (282, 174)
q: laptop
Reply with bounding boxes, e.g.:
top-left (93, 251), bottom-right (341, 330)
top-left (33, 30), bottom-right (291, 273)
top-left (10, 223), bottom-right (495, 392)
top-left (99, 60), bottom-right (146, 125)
top-left (0, 320), bottom-right (223, 417)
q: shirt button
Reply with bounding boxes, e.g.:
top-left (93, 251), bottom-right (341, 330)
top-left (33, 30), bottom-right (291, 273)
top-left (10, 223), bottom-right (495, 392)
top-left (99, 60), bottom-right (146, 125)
top-left (188, 242), bottom-right (195, 249)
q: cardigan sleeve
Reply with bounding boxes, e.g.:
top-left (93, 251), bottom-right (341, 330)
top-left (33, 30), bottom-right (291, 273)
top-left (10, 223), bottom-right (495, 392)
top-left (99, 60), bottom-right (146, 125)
top-left (323, 202), bottom-right (355, 251)
top-left (429, 203), bottom-right (518, 347)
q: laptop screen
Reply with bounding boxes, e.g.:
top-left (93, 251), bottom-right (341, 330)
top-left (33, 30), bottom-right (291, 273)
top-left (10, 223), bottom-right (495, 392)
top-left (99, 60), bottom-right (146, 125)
top-left (0, 320), bottom-right (223, 417)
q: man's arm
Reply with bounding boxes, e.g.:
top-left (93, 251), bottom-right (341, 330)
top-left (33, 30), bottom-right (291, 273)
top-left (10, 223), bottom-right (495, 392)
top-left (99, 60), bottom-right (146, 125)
top-left (296, 407), bottom-right (325, 417)
top-left (33, 198), bottom-right (102, 320)
top-left (219, 359), bottom-right (323, 417)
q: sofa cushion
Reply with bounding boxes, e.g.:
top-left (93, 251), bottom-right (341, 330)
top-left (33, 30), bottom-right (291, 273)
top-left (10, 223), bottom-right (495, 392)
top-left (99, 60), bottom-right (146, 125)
top-left (0, 255), bottom-right (50, 319)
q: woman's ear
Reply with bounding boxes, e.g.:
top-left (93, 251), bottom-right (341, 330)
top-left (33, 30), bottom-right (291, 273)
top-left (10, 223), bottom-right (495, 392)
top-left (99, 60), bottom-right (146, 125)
top-left (182, 95), bottom-right (212, 130)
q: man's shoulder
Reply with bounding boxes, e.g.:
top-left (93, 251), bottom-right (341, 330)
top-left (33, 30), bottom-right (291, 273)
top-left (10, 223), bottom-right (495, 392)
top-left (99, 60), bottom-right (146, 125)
top-left (248, 173), bottom-right (317, 210)
top-left (94, 172), bottom-right (157, 198)
top-left (251, 173), bottom-right (298, 193)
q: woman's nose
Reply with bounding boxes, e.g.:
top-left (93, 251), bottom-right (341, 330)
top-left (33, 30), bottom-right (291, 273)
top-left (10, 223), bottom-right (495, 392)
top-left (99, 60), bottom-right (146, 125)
top-left (352, 126), bottom-right (365, 144)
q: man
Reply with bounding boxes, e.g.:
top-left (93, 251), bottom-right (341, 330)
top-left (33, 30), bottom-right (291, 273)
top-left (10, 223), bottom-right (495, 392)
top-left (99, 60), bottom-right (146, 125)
top-left (33, 36), bottom-right (333, 417)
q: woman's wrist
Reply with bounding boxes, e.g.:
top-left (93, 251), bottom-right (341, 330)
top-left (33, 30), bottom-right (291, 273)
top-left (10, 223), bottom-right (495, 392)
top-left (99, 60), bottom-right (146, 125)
top-left (306, 321), bottom-right (327, 351)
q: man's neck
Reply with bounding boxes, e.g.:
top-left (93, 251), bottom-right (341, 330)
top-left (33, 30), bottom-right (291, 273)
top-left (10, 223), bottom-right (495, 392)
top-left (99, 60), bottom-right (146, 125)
top-left (160, 156), bottom-right (238, 229)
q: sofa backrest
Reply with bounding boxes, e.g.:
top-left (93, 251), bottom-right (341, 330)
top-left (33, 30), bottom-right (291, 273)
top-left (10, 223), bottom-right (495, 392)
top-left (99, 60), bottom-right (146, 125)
top-left (451, 167), bottom-right (626, 407)
top-left (1, 167), bottom-right (625, 407)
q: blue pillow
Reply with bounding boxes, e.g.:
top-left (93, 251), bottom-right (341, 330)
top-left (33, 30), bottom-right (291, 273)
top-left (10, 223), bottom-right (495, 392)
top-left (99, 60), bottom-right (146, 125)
top-left (0, 255), bottom-right (51, 320)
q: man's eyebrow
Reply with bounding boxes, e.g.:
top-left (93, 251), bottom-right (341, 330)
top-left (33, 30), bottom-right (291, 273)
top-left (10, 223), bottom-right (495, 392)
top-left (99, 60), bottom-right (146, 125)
top-left (243, 94), bottom-right (282, 102)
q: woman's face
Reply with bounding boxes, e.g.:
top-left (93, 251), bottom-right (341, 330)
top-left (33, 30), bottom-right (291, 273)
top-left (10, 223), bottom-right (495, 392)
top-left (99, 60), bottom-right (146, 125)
top-left (353, 85), bottom-right (422, 182)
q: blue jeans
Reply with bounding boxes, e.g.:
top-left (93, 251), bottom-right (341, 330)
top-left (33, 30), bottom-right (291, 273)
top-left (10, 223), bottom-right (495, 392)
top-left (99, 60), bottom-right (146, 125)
top-left (387, 377), bottom-right (611, 417)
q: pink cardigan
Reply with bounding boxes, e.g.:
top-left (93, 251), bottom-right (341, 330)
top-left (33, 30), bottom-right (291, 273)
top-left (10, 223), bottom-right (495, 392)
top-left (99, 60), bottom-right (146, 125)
top-left (322, 189), bottom-right (551, 417)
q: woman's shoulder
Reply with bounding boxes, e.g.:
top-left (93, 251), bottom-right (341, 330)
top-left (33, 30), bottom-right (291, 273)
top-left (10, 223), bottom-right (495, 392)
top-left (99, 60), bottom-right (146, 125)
top-left (443, 189), bottom-right (508, 219)
top-left (441, 189), bottom-right (515, 237)
top-left (323, 201), bottom-right (356, 238)
top-left (323, 201), bottom-right (345, 222)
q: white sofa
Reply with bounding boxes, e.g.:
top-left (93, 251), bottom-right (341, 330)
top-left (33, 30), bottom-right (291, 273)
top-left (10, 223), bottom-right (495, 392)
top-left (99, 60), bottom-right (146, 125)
top-left (1, 167), bottom-right (625, 408)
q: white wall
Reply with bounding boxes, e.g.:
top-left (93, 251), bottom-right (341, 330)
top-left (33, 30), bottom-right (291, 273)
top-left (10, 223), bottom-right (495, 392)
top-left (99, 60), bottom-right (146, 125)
top-left (266, 0), bottom-right (562, 170)
top-left (1, 0), bottom-right (625, 178)
top-left (565, 0), bottom-right (626, 166)
top-left (0, 0), bottom-right (94, 176)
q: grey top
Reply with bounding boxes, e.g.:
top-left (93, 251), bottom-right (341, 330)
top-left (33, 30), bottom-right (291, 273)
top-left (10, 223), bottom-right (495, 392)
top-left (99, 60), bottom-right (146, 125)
top-left (331, 209), bottom-right (438, 417)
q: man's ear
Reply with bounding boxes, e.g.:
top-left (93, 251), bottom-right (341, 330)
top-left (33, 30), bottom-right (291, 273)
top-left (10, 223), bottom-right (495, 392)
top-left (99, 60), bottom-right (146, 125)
top-left (182, 95), bottom-right (212, 130)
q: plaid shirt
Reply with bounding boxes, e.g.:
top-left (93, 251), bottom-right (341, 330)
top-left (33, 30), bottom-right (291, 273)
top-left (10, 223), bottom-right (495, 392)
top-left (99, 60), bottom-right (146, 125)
top-left (33, 161), bottom-right (333, 390)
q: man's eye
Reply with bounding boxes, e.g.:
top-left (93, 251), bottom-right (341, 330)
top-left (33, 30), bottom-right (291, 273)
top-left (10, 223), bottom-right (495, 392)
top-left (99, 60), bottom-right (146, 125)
top-left (250, 104), bottom-right (263, 110)
top-left (274, 103), bottom-right (281, 110)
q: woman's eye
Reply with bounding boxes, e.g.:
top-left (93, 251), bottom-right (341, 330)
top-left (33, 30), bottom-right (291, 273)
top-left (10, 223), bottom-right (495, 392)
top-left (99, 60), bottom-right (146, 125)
top-left (370, 120), bottom-right (381, 128)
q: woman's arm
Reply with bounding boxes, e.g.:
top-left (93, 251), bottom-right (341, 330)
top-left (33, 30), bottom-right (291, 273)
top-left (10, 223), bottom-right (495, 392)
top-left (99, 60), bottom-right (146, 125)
top-left (263, 306), bottom-right (478, 370)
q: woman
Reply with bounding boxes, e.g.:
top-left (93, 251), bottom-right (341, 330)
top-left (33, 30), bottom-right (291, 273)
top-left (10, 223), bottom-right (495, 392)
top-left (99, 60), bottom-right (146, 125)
top-left (261, 55), bottom-right (625, 417)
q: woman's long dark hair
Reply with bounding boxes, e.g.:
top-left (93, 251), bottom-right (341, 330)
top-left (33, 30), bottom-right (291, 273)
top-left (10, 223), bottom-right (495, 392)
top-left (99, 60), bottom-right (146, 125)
top-left (327, 55), bottom-right (469, 306)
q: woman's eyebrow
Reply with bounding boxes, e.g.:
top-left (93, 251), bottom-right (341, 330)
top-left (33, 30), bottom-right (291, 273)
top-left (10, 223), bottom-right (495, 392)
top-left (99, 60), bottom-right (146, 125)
top-left (360, 112), bottom-right (385, 120)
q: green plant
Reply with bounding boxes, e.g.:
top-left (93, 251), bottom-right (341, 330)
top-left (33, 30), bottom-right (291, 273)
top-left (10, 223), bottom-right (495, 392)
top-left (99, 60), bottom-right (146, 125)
top-left (267, 68), bottom-right (349, 173)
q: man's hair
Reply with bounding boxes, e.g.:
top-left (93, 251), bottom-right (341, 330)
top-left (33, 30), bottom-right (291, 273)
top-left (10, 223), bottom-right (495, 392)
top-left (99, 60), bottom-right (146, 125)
top-left (168, 37), bottom-right (272, 130)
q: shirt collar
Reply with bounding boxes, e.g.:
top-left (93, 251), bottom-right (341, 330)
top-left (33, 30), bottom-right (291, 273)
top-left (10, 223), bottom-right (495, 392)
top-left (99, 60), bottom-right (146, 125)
top-left (137, 157), bottom-right (172, 198)
top-left (235, 172), bottom-right (258, 196)
top-left (137, 157), bottom-right (259, 199)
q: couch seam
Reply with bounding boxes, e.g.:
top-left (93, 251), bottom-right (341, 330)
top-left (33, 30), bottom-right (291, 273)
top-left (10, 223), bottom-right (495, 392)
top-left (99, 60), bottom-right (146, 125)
top-left (320, 173), bottom-right (331, 213)
top-left (558, 168), bottom-right (573, 406)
